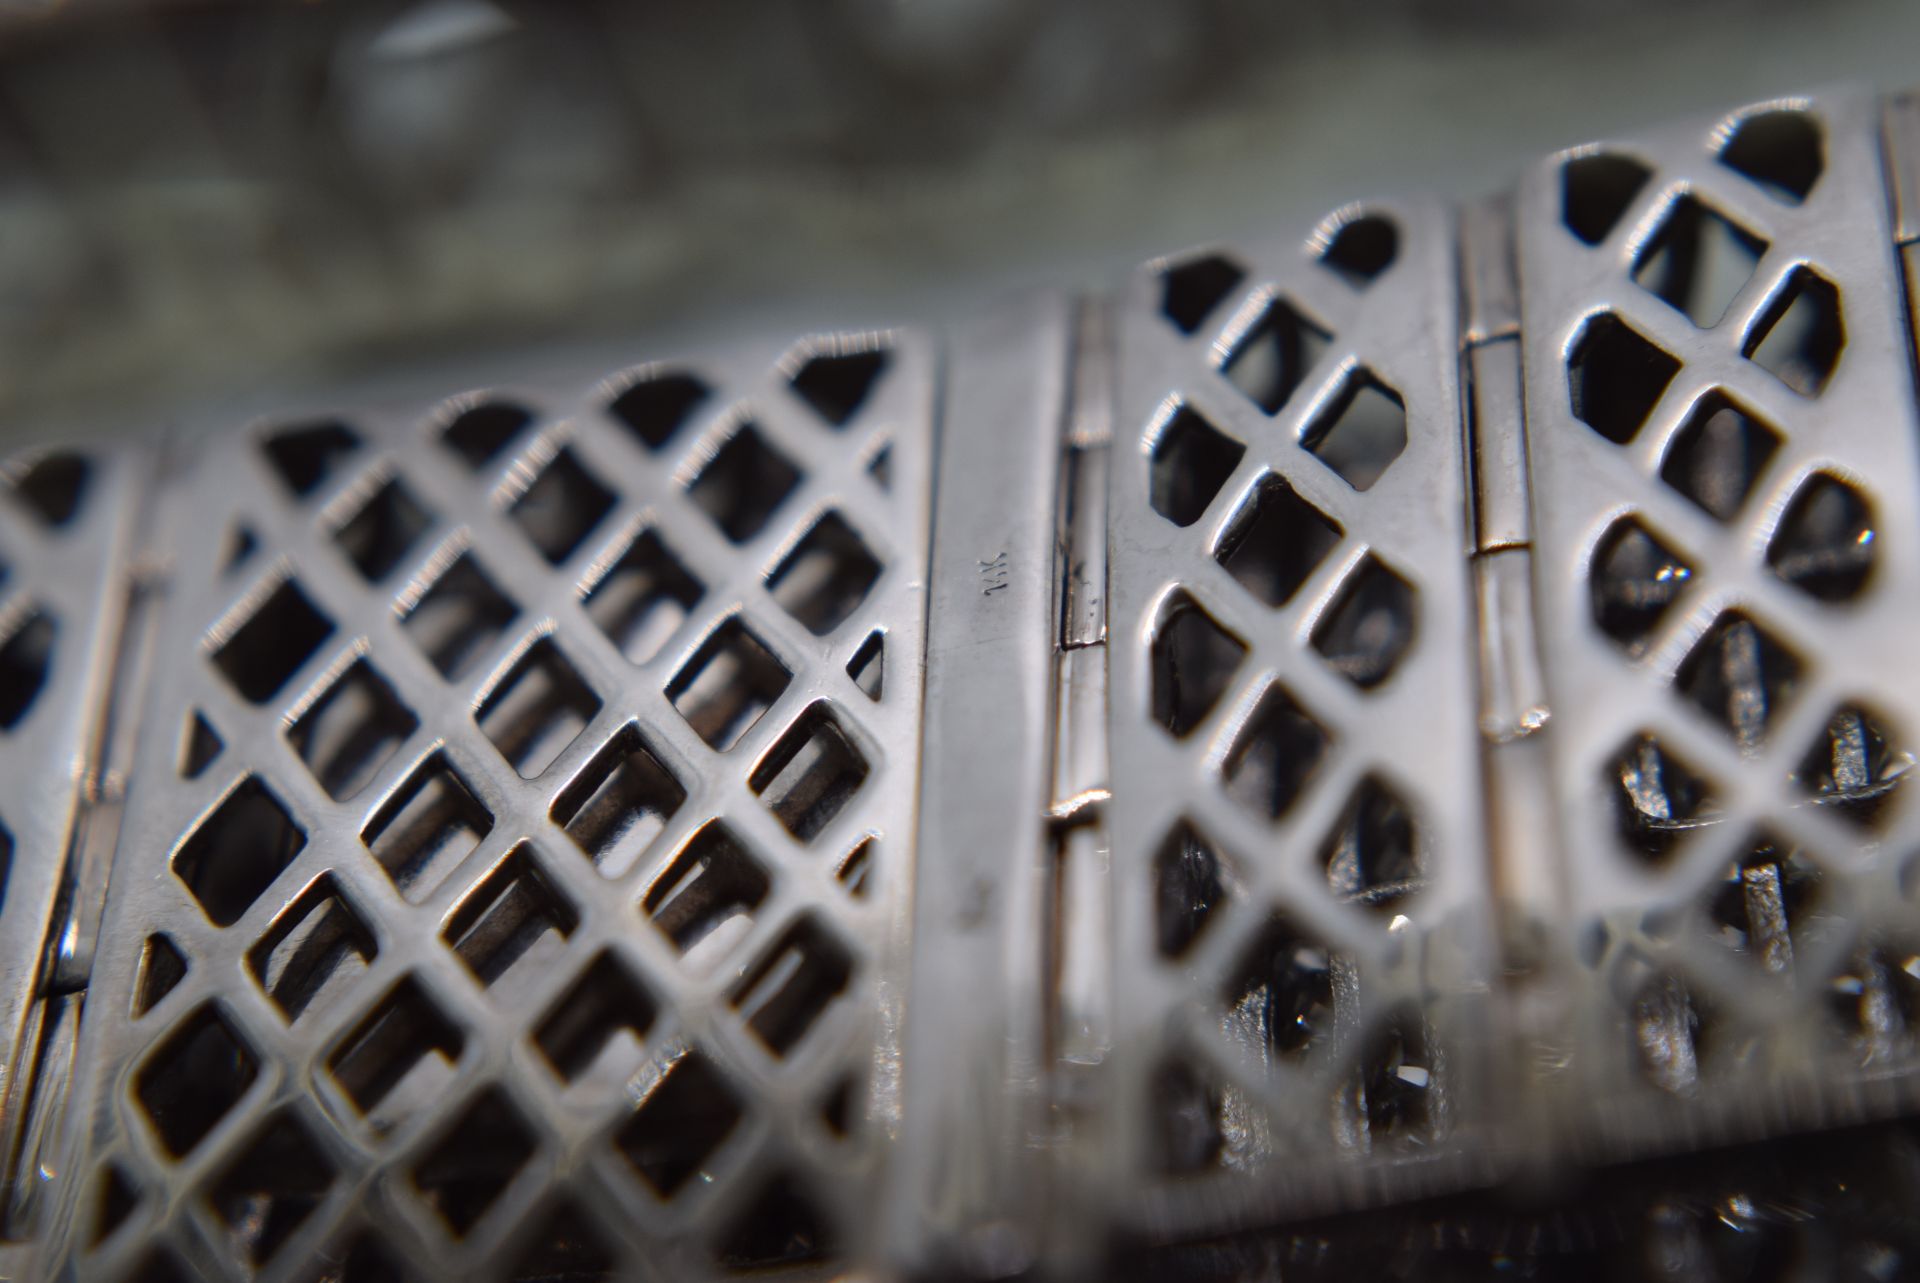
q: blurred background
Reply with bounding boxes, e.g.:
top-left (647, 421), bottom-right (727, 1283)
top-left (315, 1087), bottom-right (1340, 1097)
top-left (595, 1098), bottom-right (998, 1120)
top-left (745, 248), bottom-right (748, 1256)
top-left (3, 0), bottom-right (1919, 445)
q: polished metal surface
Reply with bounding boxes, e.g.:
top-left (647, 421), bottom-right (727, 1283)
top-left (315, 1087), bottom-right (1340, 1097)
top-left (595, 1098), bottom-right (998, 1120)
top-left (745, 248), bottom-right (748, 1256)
top-left (5, 86), bottom-right (1920, 1283)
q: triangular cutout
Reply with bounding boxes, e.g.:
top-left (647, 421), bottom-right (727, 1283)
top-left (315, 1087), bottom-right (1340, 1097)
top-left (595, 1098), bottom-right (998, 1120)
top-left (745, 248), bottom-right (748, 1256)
top-left (181, 710), bottom-right (223, 779)
top-left (93, 1163), bottom-right (138, 1246)
top-left (791, 347), bottom-right (890, 428)
top-left (867, 443), bottom-right (893, 492)
top-left (220, 524), bottom-right (259, 576)
top-left (8, 451), bottom-right (91, 527)
top-left (133, 933), bottom-right (188, 1018)
top-left (847, 630), bottom-right (884, 702)
top-left (714, 1171), bottom-right (835, 1271)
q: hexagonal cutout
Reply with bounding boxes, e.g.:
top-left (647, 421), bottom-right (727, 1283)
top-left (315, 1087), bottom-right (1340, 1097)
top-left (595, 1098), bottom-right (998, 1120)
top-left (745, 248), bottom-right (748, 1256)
top-left (1152, 818), bottom-right (1236, 960)
top-left (1223, 684), bottom-right (1331, 822)
top-left (608, 370), bottom-right (709, 452)
top-left (134, 1004), bottom-right (258, 1158)
top-left (1147, 402), bottom-right (1244, 529)
top-left (1701, 831), bottom-right (1826, 977)
top-left (1632, 194), bottom-right (1768, 329)
top-left (1659, 391), bottom-right (1780, 522)
top-left (1320, 776), bottom-right (1422, 912)
top-left (550, 725), bottom-right (687, 880)
top-left (362, 752), bottom-right (493, 903)
top-left (1717, 107), bottom-right (1824, 204)
top-left (581, 527), bottom-right (704, 666)
top-left (789, 341), bottom-right (890, 428)
top-left (667, 616), bottom-right (792, 753)
top-left (1767, 472), bottom-right (1875, 602)
top-left (1794, 704), bottom-right (1910, 830)
top-left (750, 702), bottom-right (869, 844)
top-left (210, 575), bottom-right (335, 705)
top-left (248, 874), bottom-right (376, 1025)
top-left (400, 552), bottom-right (518, 682)
top-left (1214, 473), bottom-right (1342, 608)
top-left (333, 476), bottom-right (433, 583)
top-left (1300, 369), bottom-right (1407, 493)
top-left (1561, 150), bottom-right (1652, 246)
top-left (1675, 610), bottom-right (1802, 752)
top-left (1744, 266), bottom-right (1843, 397)
top-left (1220, 297), bottom-right (1331, 416)
top-left (614, 1048), bottom-right (743, 1198)
top-left (1148, 589), bottom-right (1246, 739)
top-left (730, 914), bottom-right (853, 1057)
top-left (440, 399), bottom-right (532, 470)
top-left (767, 509), bottom-right (883, 636)
top-left (1318, 212), bottom-right (1398, 288)
top-left (476, 639), bottom-right (601, 779)
top-left (508, 446), bottom-right (616, 565)
top-left (411, 1088), bottom-right (536, 1239)
top-left (1312, 554), bottom-right (1417, 690)
top-left (1158, 252), bottom-right (1246, 335)
top-left (642, 821), bottom-right (770, 971)
top-left (208, 1111), bottom-right (335, 1269)
top-left (1567, 312), bottom-right (1680, 445)
top-left (287, 658), bottom-right (418, 802)
top-left (1589, 516), bottom-right (1694, 654)
top-left (172, 777), bottom-right (306, 927)
top-left (1221, 912), bottom-right (1337, 1060)
top-left (688, 422), bottom-right (802, 544)
top-left (1608, 733), bottom-right (1718, 865)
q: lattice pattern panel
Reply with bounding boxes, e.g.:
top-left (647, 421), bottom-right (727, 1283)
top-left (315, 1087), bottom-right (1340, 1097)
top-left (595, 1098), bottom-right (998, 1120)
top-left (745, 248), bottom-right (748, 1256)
top-left (0, 443), bottom-right (139, 1220)
top-left (1101, 196), bottom-right (1494, 1235)
top-left (44, 333), bottom-right (931, 1281)
top-left (1515, 91), bottom-right (1920, 1153)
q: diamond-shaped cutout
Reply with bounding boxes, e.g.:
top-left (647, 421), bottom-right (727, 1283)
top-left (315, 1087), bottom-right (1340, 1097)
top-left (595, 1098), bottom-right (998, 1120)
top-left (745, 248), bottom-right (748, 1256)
top-left (1158, 252), bottom-right (1246, 335)
top-left (1744, 266), bottom-right (1843, 396)
top-left (1567, 312), bottom-right (1680, 445)
top-left (1702, 831), bottom-right (1826, 976)
top-left (1152, 818), bottom-right (1235, 959)
top-left (609, 370), bottom-right (709, 451)
top-left (288, 659), bottom-right (417, 802)
top-left (1828, 942), bottom-right (1920, 1066)
top-left (1561, 150), bottom-right (1652, 246)
top-left (362, 752), bottom-right (493, 903)
top-left (768, 509), bottom-right (883, 636)
top-left (506, 1200), bottom-right (617, 1282)
top-left (1149, 1055), bottom-right (1226, 1174)
top-left (1767, 472), bottom-right (1875, 602)
top-left (134, 1004), bottom-right (258, 1158)
top-left (248, 875), bottom-right (376, 1024)
top-left (327, 977), bottom-right (463, 1131)
top-left (1215, 473), bottom-right (1342, 608)
top-left (730, 914), bottom-right (853, 1057)
top-left (211, 576), bottom-right (335, 705)
top-left (750, 702), bottom-right (869, 844)
top-left (689, 422), bottom-right (802, 544)
top-left (1609, 733), bottom-right (1717, 864)
top-left (1149, 589), bottom-right (1245, 738)
top-left (1312, 554), bottom-right (1417, 689)
top-left (8, 449), bottom-right (89, 527)
top-left (1147, 402), bottom-right (1244, 529)
top-left (789, 342), bottom-right (890, 428)
top-left (508, 446), bottom-right (615, 565)
top-left (1632, 972), bottom-right (1710, 1097)
top-left (412, 1088), bottom-right (535, 1238)
top-left (1342, 1008), bottom-right (1439, 1148)
top-left (668, 617), bottom-right (791, 753)
top-left (476, 639), bottom-right (600, 779)
top-left (1590, 515), bottom-right (1694, 654)
top-left (713, 1171), bottom-right (835, 1272)
top-left (1221, 297), bottom-right (1331, 416)
top-left (1633, 194), bottom-right (1768, 329)
top-left (172, 777), bottom-right (306, 927)
top-left (441, 399), bottom-right (532, 470)
top-left (400, 552), bottom-right (518, 681)
top-left (333, 476), bottom-right (433, 583)
top-left (1302, 369), bottom-right (1406, 493)
top-left (1321, 776), bottom-right (1422, 911)
top-left (534, 951), bottom-right (657, 1084)
top-left (1223, 684), bottom-right (1331, 821)
top-left (1717, 107), bottom-right (1824, 205)
top-left (1660, 391), bottom-right (1780, 522)
top-left (209, 1111), bottom-right (335, 1268)
top-left (1676, 610), bottom-right (1802, 752)
top-left (1319, 212), bottom-right (1398, 288)
top-left (581, 528), bottom-right (704, 666)
top-left (443, 844), bottom-right (577, 1004)
top-left (261, 421), bottom-right (360, 498)
top-left (614, 1048), bottom-right (743, 1198)
top-left (643, 821), bottom-right (770, 971)
top-left (1794, 704), bottom-right (1910, 830)
top-left (1222, 912), bottom-right (1337, 1059)
top-left (551, 725), bottom-right (687, 880)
